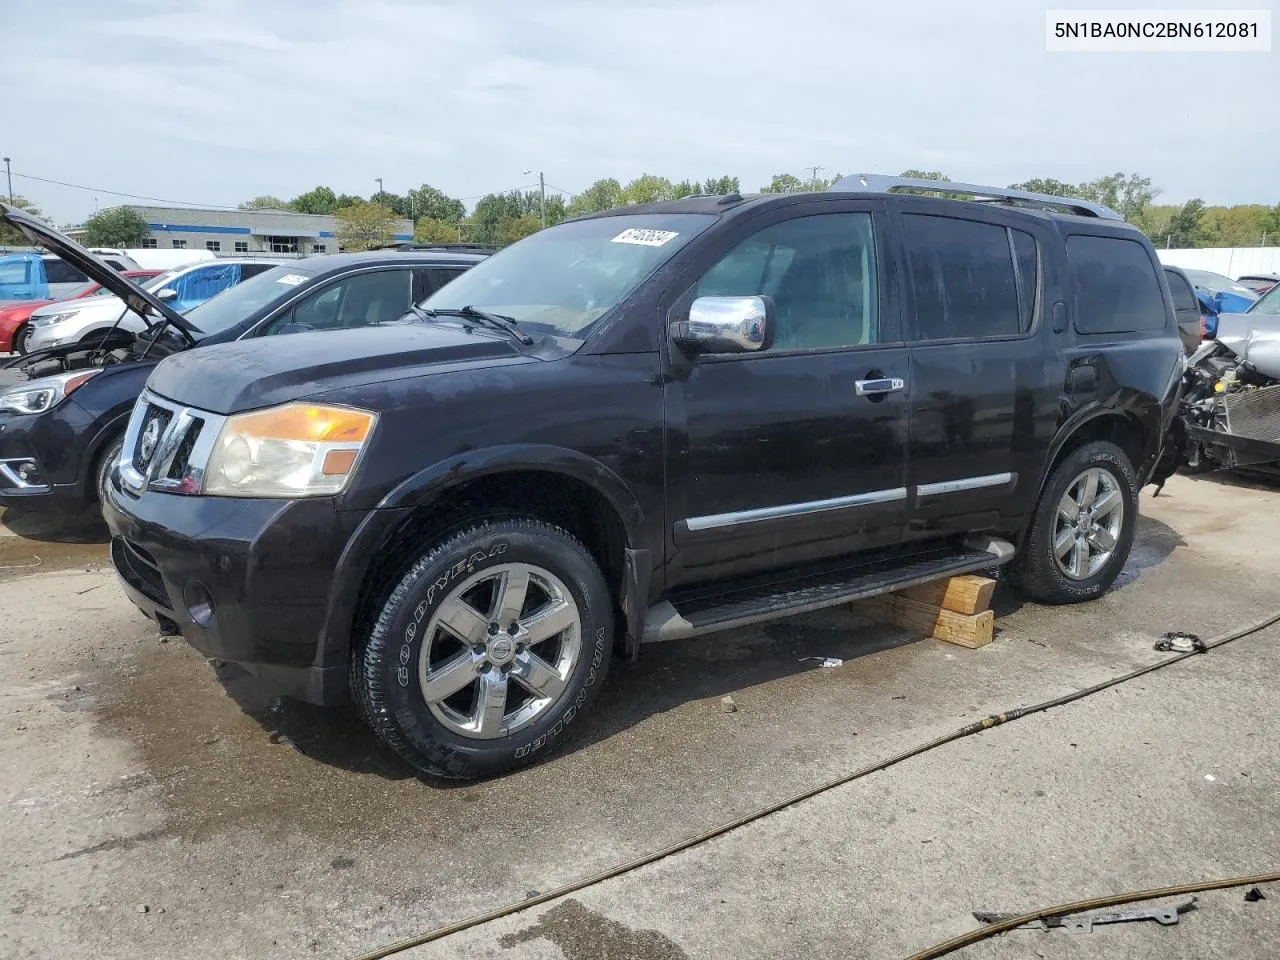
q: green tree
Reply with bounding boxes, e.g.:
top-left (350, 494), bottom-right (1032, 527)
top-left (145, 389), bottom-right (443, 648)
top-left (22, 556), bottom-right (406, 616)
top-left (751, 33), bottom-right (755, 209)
top-left (81, 206), bottom-right (150, 247)
top-left (620, 174), bottom-right (674, 205)
top-left (899, 169), bottom-right (951, 182)
top-left (407, 184), bottom-right (465, 224)
top-left (1164, 198), bottom-right (1206, 248)
top-left (0, 196), bottom-right (48, 247)
top-left (1008, 178), bottom-right (1076, 196)
top-left (1261, 204), bottom-right (1280, 245)
top-left (288, 185), bottom-right (339, 215)
top-left (760, 173), bottom-right (805, 193)
top-left (334, 203), bottom-right (399, 251)
top-left (413, 217), bottom-right (462, 243)
top-left (239, 195), bottom-right (288, 210)
top-left (567, 178), bottom-right (623, 216)
top-left (671, 179), bottom-right (700, 200)
top-left (371, 190), bottom-right (409, 217)
top-left (495, 215), bottom-right (542, 246)
top-left (703, 175), bottom-right (740, 195)
top-left (335, 193), bottom-right (364, 209)
top-left (1075, 172), bottom-right (1157, 222)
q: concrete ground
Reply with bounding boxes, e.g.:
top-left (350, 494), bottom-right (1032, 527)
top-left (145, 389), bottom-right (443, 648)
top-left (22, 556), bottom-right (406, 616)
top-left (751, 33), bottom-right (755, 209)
top-left (2, 473), bottom-right (1278, 960)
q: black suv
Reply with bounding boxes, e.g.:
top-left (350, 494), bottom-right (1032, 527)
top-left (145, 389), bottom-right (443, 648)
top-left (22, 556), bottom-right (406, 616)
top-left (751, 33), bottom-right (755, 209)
top-left (0, 214), bottom-right (484, 511)
top-left (96, 176), bottom-right (1182, 780)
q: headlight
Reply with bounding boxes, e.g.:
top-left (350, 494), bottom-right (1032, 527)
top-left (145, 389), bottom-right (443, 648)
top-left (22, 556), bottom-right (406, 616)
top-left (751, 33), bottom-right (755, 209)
top-left (32, 312), bottom-right (74, 328)
top-left (203, 403), bottom-right (376, 497)
top-left (0, 370), bottom-right (99, 415)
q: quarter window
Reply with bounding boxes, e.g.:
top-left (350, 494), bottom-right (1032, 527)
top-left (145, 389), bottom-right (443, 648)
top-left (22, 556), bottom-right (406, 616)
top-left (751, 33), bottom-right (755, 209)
top-left (1068, 236), bottom-right (1167, 333)
top-left (904, 214), bottom-right (1022, 340)
top-left (696, 213), bottom-right (878, 350)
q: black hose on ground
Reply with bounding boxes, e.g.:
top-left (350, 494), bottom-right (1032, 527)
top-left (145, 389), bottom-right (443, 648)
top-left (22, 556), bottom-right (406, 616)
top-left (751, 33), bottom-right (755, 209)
top-left (348, 607), bottom-right (1280, 960)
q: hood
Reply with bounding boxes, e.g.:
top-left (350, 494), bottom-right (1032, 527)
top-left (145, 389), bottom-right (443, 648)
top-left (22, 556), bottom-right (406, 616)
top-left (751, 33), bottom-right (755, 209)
top-left (147, 323), bottom-right (526, 414)
top-left (0, 202), bottom-right (194, 338)
top-left (1215, 311), bottom-right (1280, 380)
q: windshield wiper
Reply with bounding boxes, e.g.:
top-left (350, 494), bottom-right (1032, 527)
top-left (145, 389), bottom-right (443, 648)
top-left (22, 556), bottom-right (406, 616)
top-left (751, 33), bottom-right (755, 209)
top-left (419, 305), bottom-right (534, 346)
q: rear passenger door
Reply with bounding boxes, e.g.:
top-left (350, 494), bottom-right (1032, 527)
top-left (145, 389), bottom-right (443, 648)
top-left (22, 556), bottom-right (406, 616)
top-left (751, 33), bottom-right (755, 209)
top-left (894, 203), bottom-right (1060, 539)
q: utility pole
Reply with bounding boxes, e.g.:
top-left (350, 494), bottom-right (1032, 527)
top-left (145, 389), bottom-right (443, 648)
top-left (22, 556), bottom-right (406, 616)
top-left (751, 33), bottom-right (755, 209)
top-left (2, 157), bottom-right (11, 203)
top-left (804, 165), bottom-right (824, 190)
top-left (374, 177), bottom-right (383, 203)
top-left (523, 170), bottom-right (547, 227)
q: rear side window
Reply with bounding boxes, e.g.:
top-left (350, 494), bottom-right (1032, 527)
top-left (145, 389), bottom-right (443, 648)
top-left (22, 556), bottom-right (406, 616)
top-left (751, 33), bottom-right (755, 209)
top-left (903, 214), bottom-right (1023, 340)
top-left (1164, 271), bottom-right (1198, 313)
top-left (44, 258), bottom-right (88, 284)
top-left (1068, 236), bottom-right (1166, 334)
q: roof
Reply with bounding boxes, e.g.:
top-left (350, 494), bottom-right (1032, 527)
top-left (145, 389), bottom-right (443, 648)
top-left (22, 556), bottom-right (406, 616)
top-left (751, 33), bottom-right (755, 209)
top-left (291, 250), bottom-right (489, 278)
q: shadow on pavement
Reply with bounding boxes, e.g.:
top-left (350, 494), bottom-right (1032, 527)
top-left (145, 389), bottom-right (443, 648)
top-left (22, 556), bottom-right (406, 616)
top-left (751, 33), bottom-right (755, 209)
top-left (0, 503), bottom-right (110, 544)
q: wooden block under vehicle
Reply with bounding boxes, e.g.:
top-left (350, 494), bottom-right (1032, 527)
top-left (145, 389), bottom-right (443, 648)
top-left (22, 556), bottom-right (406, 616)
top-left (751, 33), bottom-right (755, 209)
top-left (898, 574), bottom-right (996, 615)
top-left (853, 593), bottom-right (994, 649)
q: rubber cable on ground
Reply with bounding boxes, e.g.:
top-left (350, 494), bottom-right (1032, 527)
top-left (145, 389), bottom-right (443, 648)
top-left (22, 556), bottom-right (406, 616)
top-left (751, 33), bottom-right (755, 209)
top-left (905, 871), bottom-right (1280, 960)
top-left (348, 607), bottom-right (1280, 960)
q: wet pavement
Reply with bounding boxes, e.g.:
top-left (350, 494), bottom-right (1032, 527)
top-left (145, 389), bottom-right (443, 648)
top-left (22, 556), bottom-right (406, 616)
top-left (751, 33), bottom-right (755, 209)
top-left (1, 473), bottom-right (1279, 959)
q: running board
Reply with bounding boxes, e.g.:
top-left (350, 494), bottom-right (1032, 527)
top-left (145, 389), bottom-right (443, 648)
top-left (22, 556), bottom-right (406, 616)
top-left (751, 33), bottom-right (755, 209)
top-left (641, 536), bottom-right (1015, 644)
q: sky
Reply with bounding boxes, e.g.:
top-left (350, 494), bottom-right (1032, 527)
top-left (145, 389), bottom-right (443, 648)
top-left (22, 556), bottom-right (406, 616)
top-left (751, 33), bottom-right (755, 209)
top-left (3, 0), bottom-right (1276, 225)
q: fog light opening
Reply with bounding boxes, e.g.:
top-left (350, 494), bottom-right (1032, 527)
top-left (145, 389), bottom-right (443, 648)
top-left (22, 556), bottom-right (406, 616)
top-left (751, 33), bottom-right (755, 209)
top-left (183, 581), bottom-right (216, 629)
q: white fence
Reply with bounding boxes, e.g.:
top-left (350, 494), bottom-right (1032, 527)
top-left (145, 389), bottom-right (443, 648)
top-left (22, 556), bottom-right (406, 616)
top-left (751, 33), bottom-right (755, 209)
top-left (1156, 247), bottom-right (1280, 279)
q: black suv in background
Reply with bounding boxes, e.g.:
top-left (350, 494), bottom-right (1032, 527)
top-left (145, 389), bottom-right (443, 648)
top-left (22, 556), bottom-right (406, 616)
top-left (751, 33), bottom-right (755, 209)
top-left (0, 212), bottom-right (484, 511)
top-left (98, 176), bottom-right (1182, 779)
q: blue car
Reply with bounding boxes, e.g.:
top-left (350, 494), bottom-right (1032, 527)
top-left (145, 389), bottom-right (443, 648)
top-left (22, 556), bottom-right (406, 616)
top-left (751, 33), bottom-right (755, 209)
top-left (1182, 269), bottom-right (1259, 338)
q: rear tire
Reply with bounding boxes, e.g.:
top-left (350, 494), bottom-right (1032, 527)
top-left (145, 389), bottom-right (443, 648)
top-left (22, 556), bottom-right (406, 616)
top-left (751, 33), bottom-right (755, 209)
top-left (352, 518), bottom-right (613, 780)
top-left (1009, 440), bottom-right (1138, 604)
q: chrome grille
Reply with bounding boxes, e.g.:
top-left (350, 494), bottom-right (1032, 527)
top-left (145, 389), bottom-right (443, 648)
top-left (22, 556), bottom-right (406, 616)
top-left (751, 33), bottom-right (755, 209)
top-left (131, 404), bottom-right (172, 473)
top-left (119, 391), bottom-right (224, 497)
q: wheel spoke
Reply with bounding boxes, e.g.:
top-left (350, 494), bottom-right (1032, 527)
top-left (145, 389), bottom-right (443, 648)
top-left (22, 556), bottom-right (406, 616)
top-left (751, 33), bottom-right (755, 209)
top-left (1071, 539), bottom-right (1090, 578)
top-left (511, 650), bottom-right (566, 700)
top-left (1089, 526), bottom-right (1117, 551)
top-left (494, 568), bottom-right (530, 626)
top-left (1058, 492), bottom-right (1080, 523)
top-left (422, 650), bottom-right (481, 702)
top-left (473, 669), bottom-right (509, 736)
top-left (1091, 487), bottom-right (1122, 521)
top-left (436, 598), bottom-right (489, 645)
top-left (1053, 525), bottom-right (1076, 559)
top-left (520, 599), bottom-right (576, 645)
top-left (1079, 470), bottom-right (1100, 509)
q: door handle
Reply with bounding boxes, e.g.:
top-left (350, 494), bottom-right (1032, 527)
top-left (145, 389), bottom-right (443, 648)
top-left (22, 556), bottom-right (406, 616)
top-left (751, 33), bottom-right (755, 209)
top-left (854, 377), bottom-right (905, 397)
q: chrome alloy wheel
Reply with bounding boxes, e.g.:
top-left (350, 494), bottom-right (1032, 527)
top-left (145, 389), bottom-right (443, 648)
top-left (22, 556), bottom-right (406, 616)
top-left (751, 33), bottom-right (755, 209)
top-left (1053, 467), bottom-right (1125, 580)
top-left (417, 562), bottom-right (581, 739)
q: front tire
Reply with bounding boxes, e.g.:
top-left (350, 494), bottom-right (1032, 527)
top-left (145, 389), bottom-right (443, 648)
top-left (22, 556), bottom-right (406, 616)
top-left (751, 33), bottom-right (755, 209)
top-left (352, 518), bottom-right (613, 780)
top-left (1010, 440), bottom-right (1138, 604)
top-left (13, 324), bottom-right (32, 354)
top-left (93, 436), bottom-right (125, 506)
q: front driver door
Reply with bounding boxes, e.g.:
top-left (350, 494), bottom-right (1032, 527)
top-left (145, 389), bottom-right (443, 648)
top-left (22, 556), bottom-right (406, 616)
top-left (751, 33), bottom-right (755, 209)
top-left (666, 202), bottom-right (909, 589)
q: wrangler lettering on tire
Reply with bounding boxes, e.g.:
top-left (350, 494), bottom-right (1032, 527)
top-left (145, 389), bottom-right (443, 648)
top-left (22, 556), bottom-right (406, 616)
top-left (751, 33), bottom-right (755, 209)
top-left (352, 519), bottom-right (612, 779)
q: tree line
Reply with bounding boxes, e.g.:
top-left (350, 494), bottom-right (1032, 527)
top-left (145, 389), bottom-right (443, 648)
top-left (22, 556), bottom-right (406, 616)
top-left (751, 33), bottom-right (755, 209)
top-left (7, 169), bottom-right (1278, 253)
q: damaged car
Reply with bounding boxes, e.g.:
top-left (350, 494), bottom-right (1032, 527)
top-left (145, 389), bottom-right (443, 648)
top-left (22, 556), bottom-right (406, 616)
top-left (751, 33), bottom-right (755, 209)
top-left (1172, 281), bottom-right (1280, 475)
top-left (0, 203), bottom-right (485, 509)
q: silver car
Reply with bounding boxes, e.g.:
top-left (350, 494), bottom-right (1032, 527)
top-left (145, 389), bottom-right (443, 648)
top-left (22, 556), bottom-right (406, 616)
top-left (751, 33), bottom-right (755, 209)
top-left (25, 258), bottom-right (285, 352)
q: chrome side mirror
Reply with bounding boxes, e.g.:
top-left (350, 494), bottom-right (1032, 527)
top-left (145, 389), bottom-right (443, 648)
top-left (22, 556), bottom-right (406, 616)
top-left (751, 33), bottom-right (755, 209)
top-left (156, 288), bottom-right (178, 302)
top-left (672, 295), bottom-right (774, 354)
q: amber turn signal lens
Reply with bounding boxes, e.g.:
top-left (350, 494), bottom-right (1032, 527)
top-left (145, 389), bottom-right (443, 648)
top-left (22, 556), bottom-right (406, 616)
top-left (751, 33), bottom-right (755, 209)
top-left (321, 449), bottom-right (359, 476)
top-left (230, 404), bottom-right (374, 443)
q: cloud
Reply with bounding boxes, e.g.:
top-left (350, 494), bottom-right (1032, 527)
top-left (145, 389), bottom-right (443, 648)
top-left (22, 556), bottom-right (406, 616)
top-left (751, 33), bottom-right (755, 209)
top-left (2, 0), bottom-right (1276, 224)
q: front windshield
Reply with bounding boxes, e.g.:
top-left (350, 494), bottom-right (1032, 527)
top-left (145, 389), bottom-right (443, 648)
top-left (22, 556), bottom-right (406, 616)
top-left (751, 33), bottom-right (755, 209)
top-left (1184, 269), bottom-right (1258, 299)
top-left (422, 213), bottom-right (716, 338)
top-left (1249, 283), bottom-right (1280, 316)
top-left (182, 264), bottom-right (316, 337)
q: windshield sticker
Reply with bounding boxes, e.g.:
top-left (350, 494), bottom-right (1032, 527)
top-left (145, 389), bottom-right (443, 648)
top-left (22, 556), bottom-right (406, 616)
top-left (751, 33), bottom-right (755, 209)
top-left (610, 228), bottom-right (679, 247)
top-left (275, 274), bottom-right (308, 285)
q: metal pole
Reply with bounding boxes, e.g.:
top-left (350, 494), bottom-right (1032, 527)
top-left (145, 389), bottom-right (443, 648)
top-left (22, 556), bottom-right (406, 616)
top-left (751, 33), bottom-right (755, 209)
top-left (539, 172), bottom-right (546, 227)
top-left (804, 165), bottom-right (824, 190)
top-left (3, 157), bottom-right (11, 202)
top-left (375, 177), bottom-right (383, 203)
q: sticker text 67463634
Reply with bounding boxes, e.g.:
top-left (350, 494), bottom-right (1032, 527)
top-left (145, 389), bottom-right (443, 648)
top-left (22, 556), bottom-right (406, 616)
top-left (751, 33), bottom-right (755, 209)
top-left (610, 228), bottom-right (679, 247)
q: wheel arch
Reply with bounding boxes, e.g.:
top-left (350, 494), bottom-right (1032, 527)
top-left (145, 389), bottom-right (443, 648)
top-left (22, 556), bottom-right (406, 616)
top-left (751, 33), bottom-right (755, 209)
top-left (321, 446), bottom-right (648, 670)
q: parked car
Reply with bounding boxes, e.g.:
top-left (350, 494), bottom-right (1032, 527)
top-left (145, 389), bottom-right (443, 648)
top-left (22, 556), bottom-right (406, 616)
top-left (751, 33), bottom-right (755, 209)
top-left (23, 258), bottom-right (288, 353)
top-left (0, 271), bottom-right (161, 353)
top-left (89, 175), bottom-right (1185, 780)
top-left (1161, 265), bottom-right (1212, 353)
top-left (1182, 269), bottom-right (1259, 337)
top-left (0, 207), bottom-right (484, 512)
top-left (0, 251), bottom-right (139, 305)
top-left (1235, 273), bottom-right (1279, 296)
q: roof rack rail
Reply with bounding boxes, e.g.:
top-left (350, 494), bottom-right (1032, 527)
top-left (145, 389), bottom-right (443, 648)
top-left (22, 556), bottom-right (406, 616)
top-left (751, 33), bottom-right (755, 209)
top-left (830, 173), bottom-right (1124, 220)
top-left (372, 241), bottom-right (501, 253)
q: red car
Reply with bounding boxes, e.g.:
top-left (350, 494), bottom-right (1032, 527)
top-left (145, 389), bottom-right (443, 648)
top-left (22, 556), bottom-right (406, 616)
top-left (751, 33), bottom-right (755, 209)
top-left (0, 270), bottom-right (161, 353)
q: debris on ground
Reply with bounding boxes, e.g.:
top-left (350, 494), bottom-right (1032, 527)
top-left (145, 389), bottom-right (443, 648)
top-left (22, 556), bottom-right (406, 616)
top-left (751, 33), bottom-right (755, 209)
top-left (1155, 632), bottom-right (1206, 653)
top-left (1245, 887), bottom-right (1267, 902)
top-left (798, 657), bottom-right (844, 667)
top-left (719, 696), bottom-right (737, 714)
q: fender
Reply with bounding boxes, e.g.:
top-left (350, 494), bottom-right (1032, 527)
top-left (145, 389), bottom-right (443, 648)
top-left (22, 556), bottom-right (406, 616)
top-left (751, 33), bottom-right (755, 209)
top-left (76, 410), bottom-right (132, 498)
top-left (375, 442), bottom-right (648, 550)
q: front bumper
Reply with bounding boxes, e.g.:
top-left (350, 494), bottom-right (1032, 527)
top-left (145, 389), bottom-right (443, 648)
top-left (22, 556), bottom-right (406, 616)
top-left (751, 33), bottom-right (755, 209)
top-left (103, 479), bottom-right (375, 705)
top-left (0, 405), bottom-right (95, 507)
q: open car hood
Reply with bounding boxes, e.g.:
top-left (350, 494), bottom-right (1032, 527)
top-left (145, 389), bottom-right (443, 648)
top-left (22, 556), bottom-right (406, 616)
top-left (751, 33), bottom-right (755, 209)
top-left (0, 202), bottom-right (195, 339)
